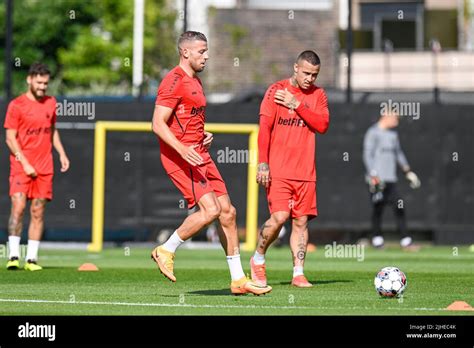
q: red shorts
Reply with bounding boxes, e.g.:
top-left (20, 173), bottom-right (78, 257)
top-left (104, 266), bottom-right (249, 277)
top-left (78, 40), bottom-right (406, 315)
top-left (267, 178), bottom-right (317, 219)
top-left (9, 172), bottom-right (54, 200)
top-left (168, 160), bottom-right (228, 209)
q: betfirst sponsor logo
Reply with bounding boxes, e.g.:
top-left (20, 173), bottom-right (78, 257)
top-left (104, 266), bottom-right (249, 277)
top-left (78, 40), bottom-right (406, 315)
top-left (26, 127), bottom-right (53, 136)
top-left (278, 116), bottom-right (307, 127)
top-left (190, 106), bottom-right (205, 117)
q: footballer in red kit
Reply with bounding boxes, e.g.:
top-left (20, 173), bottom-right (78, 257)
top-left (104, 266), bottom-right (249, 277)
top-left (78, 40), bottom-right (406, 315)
top-left (156, 64), bottom-right (227, 208)
top-left (150, 31), bottom-right (271, 296)
top-left (4, 63), bottom-right (70, 271)
top-left (250, 51), bottom-right (330, 288)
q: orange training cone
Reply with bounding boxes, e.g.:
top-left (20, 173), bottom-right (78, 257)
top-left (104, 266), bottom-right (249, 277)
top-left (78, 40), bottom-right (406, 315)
top-left (445, 301), bottom-right (474, 311)
top-left (78, 263), bottom-right (99, 271)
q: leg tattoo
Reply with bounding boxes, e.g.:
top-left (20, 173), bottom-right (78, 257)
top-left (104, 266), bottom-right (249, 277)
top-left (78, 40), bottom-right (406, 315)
top-left (8, 215), bottom-right (22, 236)
top-left (258, 223), bottom-right (271, 250)
top-left (294, 233), bottom-right (306, 263)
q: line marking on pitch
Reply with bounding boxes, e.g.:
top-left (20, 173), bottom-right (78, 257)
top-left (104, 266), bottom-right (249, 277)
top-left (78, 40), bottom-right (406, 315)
top-left (0, 298), bottom-right (447, 311)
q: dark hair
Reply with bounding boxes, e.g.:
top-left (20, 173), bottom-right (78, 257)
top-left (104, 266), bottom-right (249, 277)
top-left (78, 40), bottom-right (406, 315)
top-left (28, 62), bottom-right (51, 77)
top-left (178, 31), bottom-right (207, 51)
top-left (297, 50), bottom-right (321, 66)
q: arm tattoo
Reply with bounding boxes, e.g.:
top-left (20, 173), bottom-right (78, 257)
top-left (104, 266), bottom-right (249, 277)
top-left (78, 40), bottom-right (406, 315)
top-left (288, 97), bottom-right (298, 110)
top-left (258, 163), bottom-right (269, 172)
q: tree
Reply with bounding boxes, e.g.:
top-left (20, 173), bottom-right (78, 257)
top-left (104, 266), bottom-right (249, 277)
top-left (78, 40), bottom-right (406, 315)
top-left (1, 0), bottom-right (98, 96)
top-left (0, 0), bottom-right (177, 97)
top-left (59, 0), bottom-right (178, 95)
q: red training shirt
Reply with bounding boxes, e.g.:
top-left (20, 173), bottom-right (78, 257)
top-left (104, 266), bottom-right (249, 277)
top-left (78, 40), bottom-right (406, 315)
top-left (258, 79), bottom-right (329, 181)
top-left (155, 65), bottom-right (211, 174)
top-left (4, 94), bottom-right (57, 175)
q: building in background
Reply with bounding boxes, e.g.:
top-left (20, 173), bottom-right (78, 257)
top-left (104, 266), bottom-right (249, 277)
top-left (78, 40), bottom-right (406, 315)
top-left (337, 0), bottom-right (474, 91)
top-left (173, 0), bottom-right (474, 96)
top-left (176, 0), bottom-right (338, 100)
top-left (339, 0), bottom-right (460, 51)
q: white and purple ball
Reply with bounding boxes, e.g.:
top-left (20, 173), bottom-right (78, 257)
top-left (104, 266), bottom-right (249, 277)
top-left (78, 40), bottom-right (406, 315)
top-left (374, 266), bottom-right (407, 298)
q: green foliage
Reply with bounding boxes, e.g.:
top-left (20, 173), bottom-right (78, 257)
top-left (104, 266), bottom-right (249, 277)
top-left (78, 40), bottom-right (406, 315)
top-left (0, 0), bottom-right (177, 97)
top-left (219, 23), bottom-right (264, 89)
top-left (1, 0), bottom-right (97, 96)
top-left (207, 5), bottom-right (218, 18)
top-left (141, 1), bottom-right (178, 94)
top-left (223, 23), bottom-right (249, 47)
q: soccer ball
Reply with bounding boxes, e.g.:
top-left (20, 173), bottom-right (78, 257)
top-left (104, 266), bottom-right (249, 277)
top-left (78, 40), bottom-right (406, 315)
top-left (374, 266), bottom-right (407, 298)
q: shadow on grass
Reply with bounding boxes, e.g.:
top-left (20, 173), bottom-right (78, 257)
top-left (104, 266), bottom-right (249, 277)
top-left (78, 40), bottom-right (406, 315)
top-left (278, 279), bottom-right (353, 286)
top-left (187, 289), bottom-right (232, 296)
top-left (186, 280), bottom-right (354, 295)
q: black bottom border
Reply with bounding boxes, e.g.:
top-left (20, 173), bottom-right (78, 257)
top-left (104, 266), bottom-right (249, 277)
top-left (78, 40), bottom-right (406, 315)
top-left (0, 315), bottom-right (472, 346)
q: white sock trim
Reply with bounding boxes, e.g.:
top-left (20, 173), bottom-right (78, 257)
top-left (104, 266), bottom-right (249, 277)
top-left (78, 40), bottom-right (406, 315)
top-left (293, 266), bottom-right (304, 277)
top-left (8, 236), bottom-right (21, 259)
top-left (253, 251), bottom-right (265, 265)
top-left (26, 239), bottom-right (40, 261)
top-left (162, 231), bottom-right (184, 253)
top-left (226, 254), bottom-right (245, 281)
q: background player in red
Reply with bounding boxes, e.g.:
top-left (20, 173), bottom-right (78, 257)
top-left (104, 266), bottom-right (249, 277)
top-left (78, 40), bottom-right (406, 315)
top-left (250, 51), bottom-right (330, 288)
top-left (150, 31), bottom-right (271, 295)
top-left (4, 63), bottom-right (70, 271)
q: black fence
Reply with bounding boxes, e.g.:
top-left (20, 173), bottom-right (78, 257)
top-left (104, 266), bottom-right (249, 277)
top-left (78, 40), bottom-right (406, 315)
top-left (0, 99), bottom-right (473, 244)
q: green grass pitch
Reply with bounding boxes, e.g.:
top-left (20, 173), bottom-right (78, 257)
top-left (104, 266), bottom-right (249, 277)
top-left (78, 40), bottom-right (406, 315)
top-left (0, 246), bottom-right (473, 315)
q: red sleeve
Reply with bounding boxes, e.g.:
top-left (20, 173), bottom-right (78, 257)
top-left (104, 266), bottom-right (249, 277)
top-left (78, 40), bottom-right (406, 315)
top-left (295, 88), bottom-right (329, 134)
top-left (4, 101), bottom-right (20, 130)
top-left (155, 73), bottom-right (183, 110)
top-left (258, 84), bottom-right (278, 163)
top-left (260, 83), bottom-right (278, 118)
top-left (258, 115), bottom-right (272, 164)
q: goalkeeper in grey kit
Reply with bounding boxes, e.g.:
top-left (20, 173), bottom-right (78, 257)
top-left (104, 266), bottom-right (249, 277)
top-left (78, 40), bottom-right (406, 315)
top-left (363, 111), bottom-right (420, 249)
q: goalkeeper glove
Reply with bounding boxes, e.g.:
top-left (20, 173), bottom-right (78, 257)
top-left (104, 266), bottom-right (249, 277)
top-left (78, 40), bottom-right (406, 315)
top-left (367, 175), bottom-right (385, 203)
top-left (405, 171), bottom-right (421, 189)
